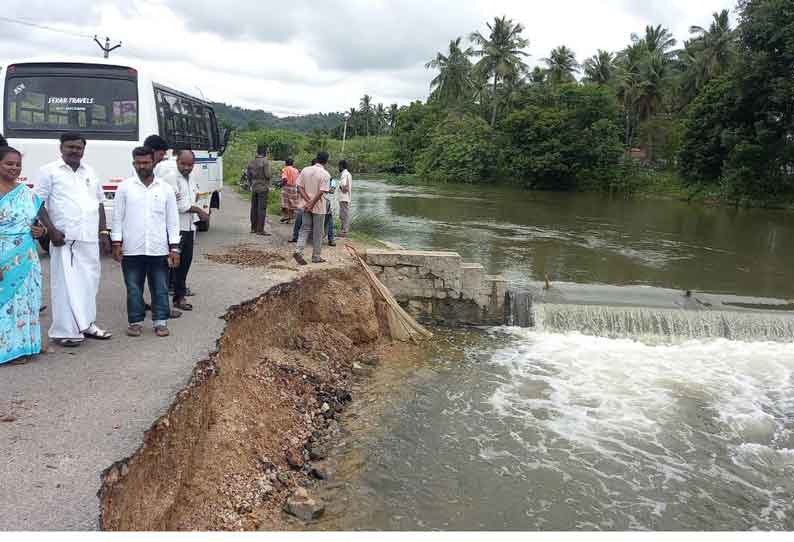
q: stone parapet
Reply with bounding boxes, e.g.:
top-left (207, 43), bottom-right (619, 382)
top-left (364, 249), bottom-right (505, 325)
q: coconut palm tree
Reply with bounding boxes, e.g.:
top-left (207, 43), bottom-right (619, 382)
top-left (687, 10), bottom-right (735, 84)
top-left (388, 103), bottom-right (399, 131)
top-left (359, 94), bottom-right (373, 136)
top-left (469, 15), bottom-right (530, 126)
top-left (543, 45), bottom-right (580, 85)
top-left (425, 36), bottom-right (474, 108)
top-left (375, 103), bottom-right (386, 135)
top-left (582, 49), bottom-right (616, 85)
top-left (642, 24), bottom-right (677, 60)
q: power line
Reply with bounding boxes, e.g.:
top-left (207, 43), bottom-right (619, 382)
top-left (0, 15), bottom-right (94, 39)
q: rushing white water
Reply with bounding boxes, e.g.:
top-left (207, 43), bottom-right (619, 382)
top-left (531, 303), bottom-right (794, 343)
top-left (488, 329), bottom-right (794, 529)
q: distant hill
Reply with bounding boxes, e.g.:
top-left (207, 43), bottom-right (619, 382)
top-left (212, 102), bottom-right (344, 133)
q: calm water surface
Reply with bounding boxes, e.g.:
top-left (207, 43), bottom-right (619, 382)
top-left (354, 180), bottom-right (794, 298)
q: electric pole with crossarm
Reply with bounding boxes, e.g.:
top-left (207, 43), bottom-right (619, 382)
top-left (94, 35), bottom-right (122, 58)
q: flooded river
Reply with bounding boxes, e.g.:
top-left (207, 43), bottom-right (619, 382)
top-left (316, 181), bottom-right (794, 530)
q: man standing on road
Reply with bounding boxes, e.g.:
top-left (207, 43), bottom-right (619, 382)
top-left (171, 150), bottom-right (209, 311)
top-left (337, 160), bottom-right (352, 237)
top-left (35, 133), bottom-right (112, 347)
top-left (111, 147), bottom-right (181, 338)
top-left (246, 145), bottom-right (272, 235)
top-left (294, 152), bottom-right (331, 265)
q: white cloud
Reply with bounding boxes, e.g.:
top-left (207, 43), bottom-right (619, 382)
top-left (0, 0), bottom-right (737, 115)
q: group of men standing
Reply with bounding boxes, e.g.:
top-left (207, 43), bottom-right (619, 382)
top-left (35, 133), bottom-right (207, 344)
top-left (245, 149), bottom-right (353, 265)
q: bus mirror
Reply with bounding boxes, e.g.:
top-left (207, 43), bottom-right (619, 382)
top-left (218, 127), bottom-right (232, 156)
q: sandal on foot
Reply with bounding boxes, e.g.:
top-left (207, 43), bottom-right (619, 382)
top-left (173, 299), bottom-right (193, 311)
top-left (55, 338), bottom-right (83, 347)
top-left (170, 309), bottom-right (182, 319)
top-left (126, 324), bottom-right (143, 337)
top-left (84, 324), bottom-right (112, 340)
top-left (311, 258), bottom-right (327, 264)
top-left (293, 253), bottom-right (308, 266)
top-left (154, 325), bottom-right (170, 337)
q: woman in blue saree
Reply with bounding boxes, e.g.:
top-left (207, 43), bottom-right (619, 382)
top-left (0, 146), bottom-right (56, 365)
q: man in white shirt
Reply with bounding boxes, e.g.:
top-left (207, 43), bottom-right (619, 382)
top-left (35, 133), bottom-right (112, 347)
top-left (111, 146), bottom-right (181, 338)
top-left (168, 150), bottom-right (209, 310)
top-left (337, 160), bottom-right (353, 237)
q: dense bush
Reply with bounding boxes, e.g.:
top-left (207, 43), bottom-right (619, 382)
top-left (415, 114), bottom-right (495, 184)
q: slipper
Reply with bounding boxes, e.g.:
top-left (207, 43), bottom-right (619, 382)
top-left (84, 324), bottom-right (112, 340)
top-left (126, 324), bottom-right (143, 337)
top-left (173, 300), bottom-right (193, 311)
top-left (293, 253), bottom-right (308, 266)
top-left (311, 258), bottom-right (327, 264)
top-left (170, 309), bottom-right (182, 319)
top-left (154, 325), bottom-right (170, 337)
top-left (55, 338), bottom-right (83, 347)
top-left (280, 217), bottom-right (290, 223)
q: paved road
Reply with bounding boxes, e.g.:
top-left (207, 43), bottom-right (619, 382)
top-left (0, 188), bottom-right (313, 530)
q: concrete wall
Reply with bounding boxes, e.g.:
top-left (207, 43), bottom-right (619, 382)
top-left (364, 249), bottom-right (506, 326)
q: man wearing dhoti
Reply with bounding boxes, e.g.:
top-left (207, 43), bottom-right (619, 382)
top-left (35, 133), bottom-right (112, 346)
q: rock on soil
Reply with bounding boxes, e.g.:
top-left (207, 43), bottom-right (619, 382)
top-left (283, 488), bottom-right (325, 521)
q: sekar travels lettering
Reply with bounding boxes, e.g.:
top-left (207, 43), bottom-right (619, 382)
top-left (48, 97), bottom-right (95, 105)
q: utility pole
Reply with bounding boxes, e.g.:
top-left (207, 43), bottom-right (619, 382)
top-left (341, 113), bottom-right (349, 158)
top-left (94, 35), bottom-right (122, 58)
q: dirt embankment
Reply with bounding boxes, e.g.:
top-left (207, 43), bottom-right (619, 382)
top-left (98, 266), bottom-right (394, 530)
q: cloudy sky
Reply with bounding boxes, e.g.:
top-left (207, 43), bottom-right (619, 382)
top-left (1, 0), bottom-right (735, 116)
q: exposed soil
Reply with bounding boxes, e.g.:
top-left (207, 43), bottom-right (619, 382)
top-left (206, 245), bottom-right (289, 268)
top-left (98, 266), bottom-right (400, 530)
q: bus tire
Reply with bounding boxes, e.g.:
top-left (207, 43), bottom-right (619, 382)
top-left (197, 217), bottom-right (210, 232)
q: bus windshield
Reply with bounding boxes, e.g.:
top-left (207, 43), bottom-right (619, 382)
top-left (4, 66), bottom-right (138, 140)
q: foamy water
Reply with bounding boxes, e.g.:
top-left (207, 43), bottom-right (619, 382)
top-left (488, 330), bottom-right (794, 529)
top-left (317, 329), bottom-right (794, 530)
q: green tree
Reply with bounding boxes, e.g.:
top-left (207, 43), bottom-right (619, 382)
top-left (359, 94), bottom-right (373, 136)
top-left (416, 113), bottom-right (495, 183)
top-left (425, 37), bottom-right (474, 108)
top-left (388, 103), bottom-right (399, 131)
top-left (469, 16), bottom-right (530, 126)
top-left (543, 45), bottom-right (580, 85)
top-left (677, 10), bottom-right (736, 107)
top-left (583, 50), bottom-right (616, 85)
top-left (499, 84), bottom-right (623, 190)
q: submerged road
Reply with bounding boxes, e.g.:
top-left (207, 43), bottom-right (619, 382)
top-left (0, 188), bottom-right (344, 530)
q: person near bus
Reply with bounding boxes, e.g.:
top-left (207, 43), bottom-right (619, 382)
top-left (246, 145), bottom-right (272, 235)
top-left (279, 158), bottom-right (300, 224)
top-left (337, 160), bottom-right (352, 237)
top-left (35, 133), bottom-right (112, 347)
top-left (0, 146), bottom-right (55, 364)
top-left (143, 134), bottom-right (186, 313)
top-left (171, 150), bottom-right (209, 311)
top-left (111, 147), bottom-right (181, 338)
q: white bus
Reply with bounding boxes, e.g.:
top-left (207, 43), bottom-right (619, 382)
top-left (0, 57), bottom-right (229, 230)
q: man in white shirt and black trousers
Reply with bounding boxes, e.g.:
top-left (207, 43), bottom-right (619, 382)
top-left (111, 146), bottom-right (181, 338)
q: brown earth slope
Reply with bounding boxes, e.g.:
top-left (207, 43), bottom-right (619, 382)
top-left (98, 267), bottom-right (393, 530)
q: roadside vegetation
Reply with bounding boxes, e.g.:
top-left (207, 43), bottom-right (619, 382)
top-left (219, 0), bottom-right (793, 207)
